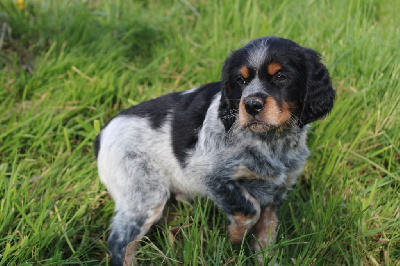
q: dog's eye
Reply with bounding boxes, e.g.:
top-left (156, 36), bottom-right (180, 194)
top-left (237, 76), bottom-right (247, 85)
top-left (275, 74), bottom-right (286, 82)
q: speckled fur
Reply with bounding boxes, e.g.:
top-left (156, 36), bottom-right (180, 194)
top-left (95, 36), bottom-right (335, 265)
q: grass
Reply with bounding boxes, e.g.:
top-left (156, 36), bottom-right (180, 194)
top-left (0, 0), bottom-right (399, 264)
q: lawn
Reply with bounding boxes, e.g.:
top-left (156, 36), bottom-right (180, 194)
top-left (0, 0), bottom-right (399, 265)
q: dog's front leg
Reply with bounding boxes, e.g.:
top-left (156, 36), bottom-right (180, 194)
top-left (208, 181), bottom-right (261, 244)
top-left (251, 205), bottom-right (279, 264)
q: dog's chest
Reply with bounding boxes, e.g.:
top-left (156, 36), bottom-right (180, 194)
top-left (225, 131), bottom-right (310, 185)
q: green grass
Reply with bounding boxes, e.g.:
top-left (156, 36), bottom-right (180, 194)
top-left (1, 0), bottom-right (399, 265)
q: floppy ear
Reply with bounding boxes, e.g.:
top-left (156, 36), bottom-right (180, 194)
top-left (299, 49), bottom-right (335, 126)
top-left (218, 55), bottom-right (241, 131)
top-left (219, 83), bottom-right (234, 131)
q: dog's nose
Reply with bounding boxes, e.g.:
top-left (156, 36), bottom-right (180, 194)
top-left (244, 98), bottom-right (265, 116)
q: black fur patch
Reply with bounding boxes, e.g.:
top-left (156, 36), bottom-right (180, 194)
top-left (119, 93), bottom-right (176, 129)
top-left (94, 134), bottom-right (101, 158)
top-left (117, 83), bottom-right (221, 165)
top-left (171, 83), bottom-right (221, 165)
top-left (208, 179), bottom-right (259, 216)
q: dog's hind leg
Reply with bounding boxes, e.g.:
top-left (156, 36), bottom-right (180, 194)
top-left (107, 200), bottom-right (167, 266)
top-left (100, 155), bottom-right (170, 265)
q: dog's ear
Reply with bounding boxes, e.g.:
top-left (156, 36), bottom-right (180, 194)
top-left (218, 55), bottom-right (241, 131)
top-left (219, 82), bottom-right (237, 131)
top-left (299, 49), bottom-right (335, 126)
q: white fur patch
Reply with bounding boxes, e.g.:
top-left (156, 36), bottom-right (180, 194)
top-left (180, 87), bottom-right (199, 95)
top-left (246, 38), bottom-right (271, 68)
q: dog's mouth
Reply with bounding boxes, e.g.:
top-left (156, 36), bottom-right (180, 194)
top-left (238, 96), bottom-right (294, 133)
top-left (244, 121), bottom-right (281, 133)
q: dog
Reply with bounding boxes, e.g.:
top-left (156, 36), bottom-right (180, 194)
top-left (94, 36), bottom-right (335, 265)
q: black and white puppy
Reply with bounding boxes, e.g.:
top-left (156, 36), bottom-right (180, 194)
top-left (95, 36), bottom-right (335, 265)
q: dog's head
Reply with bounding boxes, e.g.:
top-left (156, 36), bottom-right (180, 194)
top-left (218, 36), bottom-right (335, 132)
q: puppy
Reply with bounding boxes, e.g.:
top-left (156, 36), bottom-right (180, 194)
top-left (94, 36), bottom-right (335, 265)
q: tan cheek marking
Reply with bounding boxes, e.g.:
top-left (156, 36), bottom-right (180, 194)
top-left (239, 66), bottom-right (250, 78)
top-left (261, 97), bottom-right (281, 126)
top-left (279, 101), bottom-right (292, 124)
top-left (251, 206), bottom-right (278, 253)
top-left (260, 97), bottom-right (292, 126)
top-left (267, 62), bottom-right (281, 75)
top-left (238, 100), bottom-right (249, 127)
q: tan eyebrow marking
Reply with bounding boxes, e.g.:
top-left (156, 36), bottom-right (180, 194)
top-left (239, 66), bottom-right (250, 78)
top-left (267, 62), bottom-right (281, 75)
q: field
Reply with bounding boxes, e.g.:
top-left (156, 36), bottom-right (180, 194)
top-left (0, 0), bottom-right (399, 265)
